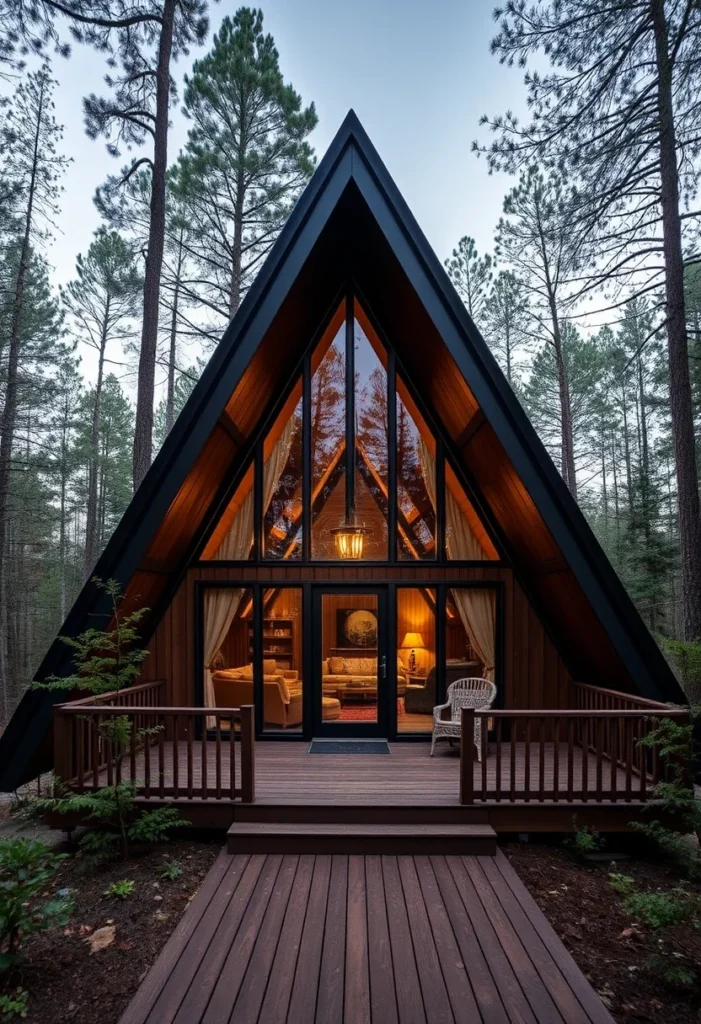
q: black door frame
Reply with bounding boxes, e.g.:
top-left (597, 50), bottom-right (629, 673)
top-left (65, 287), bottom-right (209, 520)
top-left (311, 584), bottom-right (390, 738)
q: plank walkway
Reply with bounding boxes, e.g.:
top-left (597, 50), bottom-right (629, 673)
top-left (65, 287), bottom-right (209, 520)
top-left (119, 849), bottom-right (613, 1024)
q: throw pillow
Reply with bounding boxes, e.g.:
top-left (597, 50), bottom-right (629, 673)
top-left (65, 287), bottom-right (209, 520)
top-left (329, 657), bottom-right (345, 673)
top-left (263, 658), bottom-right (277, 674)
top-left (239, 665), bottom-right (254, 679)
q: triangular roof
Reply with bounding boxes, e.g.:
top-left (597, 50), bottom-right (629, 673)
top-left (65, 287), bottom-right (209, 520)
top-left (0, 111), bottom-right (684, 790)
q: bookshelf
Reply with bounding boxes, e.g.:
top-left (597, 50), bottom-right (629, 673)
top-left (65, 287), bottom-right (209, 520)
top-left (249, 617), bottom-right (295, 669)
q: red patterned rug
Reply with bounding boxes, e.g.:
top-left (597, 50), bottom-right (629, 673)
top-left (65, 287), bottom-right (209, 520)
top-left (339, 699), bottom-right (404, 721)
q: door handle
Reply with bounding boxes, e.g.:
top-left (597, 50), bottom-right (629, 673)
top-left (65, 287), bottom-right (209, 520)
top-left (379, 655), bottom-right (387, 679)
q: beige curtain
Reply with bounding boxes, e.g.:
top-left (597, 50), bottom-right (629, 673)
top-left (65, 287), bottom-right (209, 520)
top-left (203, 421), bottom-right (295, 708)
top-left (418, 438), bottom-right (494, 679)
top-left (451, 588), bottom-right (496, 681)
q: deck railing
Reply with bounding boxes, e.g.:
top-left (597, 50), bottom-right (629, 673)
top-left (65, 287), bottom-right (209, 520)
top-left (54, 684), bottom-right (255, 803)
top-left (459, 705), bottom-right (689, 805)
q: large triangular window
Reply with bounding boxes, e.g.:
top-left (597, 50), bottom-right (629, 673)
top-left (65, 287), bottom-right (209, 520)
top-left (201, 296), bottom-right (497, 562)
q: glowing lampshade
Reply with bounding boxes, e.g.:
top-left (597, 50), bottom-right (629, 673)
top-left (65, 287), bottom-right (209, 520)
top-left (330, 512), bottom-right (371, 560)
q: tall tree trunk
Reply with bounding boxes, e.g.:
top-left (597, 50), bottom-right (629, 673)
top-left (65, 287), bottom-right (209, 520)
top-left (84, 302), bottom-right (109, 578)
top-left (59, 407), bottom-right (68, 622)
top-left (132, 0), bottom-right (176, 489)
top-left (651, 0), bottom-right (701, 639)
top-left (229, 165), bottom-right (246, 318)
top-left (621, 384), bottom-right (634, 516)
top-left (165, 227), bottom-right (183, 437)
top-left (550, 313), bottom-right (577, 498)
top-left (0, 73), bottom-right (44, 714)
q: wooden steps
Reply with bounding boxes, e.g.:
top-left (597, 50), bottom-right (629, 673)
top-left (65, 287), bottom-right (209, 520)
top-left (233, 802), bottom-right (490, 825)
top-left (226, 821), bottom-right (497, 855)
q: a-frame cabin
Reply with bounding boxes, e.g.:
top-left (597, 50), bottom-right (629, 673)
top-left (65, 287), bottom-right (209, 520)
top-left (0, 112), bottom-right (687, 834)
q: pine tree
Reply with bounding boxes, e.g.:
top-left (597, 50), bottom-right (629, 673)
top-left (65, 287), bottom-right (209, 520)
top-left (479, 0), bottom-right (701, 640)
top-left (62, 230), bottom-right (141, 577)
top-left (0, 66), bottom-right (68, 708)
top-left (495, 166), bottom-right (584, 497)
top-left (445, 236), bottom-right (492, 327)
top-left (176, 8), bottom-right (317, 320)
top-left (483, 270), bottom-right (529, 387)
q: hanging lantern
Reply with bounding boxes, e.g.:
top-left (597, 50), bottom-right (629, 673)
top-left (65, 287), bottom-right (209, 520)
top-left (329, 511), bottom-right (371, 560)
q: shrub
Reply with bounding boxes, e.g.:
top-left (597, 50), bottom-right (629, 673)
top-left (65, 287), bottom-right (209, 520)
top-left (564, 816), bottom-right (604, 858)
top-left (105, 880), bottom-right (134, 900)
top-left (0, 988), bottom-right (28, 1021)
top-left (644, 953), bottom-right (697, 989)
top-left (610, 873), bottom-right (699, 929)
top-left (0, 840), bottom-right (72, 969)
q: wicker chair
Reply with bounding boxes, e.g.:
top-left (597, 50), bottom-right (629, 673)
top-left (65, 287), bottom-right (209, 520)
top-left (431, 677), bottom-right (496, 758)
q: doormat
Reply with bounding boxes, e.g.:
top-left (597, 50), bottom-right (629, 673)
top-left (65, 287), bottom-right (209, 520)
top-left (308, 740), bottom-right (390, 755)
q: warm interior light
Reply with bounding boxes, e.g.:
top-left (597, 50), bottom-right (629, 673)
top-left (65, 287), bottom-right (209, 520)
top-left (400, 631), bottom-right (425, 673)
top-left (330, 512), bottom-right (371, 560)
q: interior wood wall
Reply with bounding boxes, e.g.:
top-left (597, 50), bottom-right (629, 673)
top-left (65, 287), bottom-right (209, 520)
top-left (139, 565), bottom-right (573, 711)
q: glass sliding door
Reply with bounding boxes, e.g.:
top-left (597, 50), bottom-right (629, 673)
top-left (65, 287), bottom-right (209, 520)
top-left (312, 588), bottom-right (388, 736)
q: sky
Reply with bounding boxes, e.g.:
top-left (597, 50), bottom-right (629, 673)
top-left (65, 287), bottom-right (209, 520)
top-left (36, 0), bottom-right (529, 388)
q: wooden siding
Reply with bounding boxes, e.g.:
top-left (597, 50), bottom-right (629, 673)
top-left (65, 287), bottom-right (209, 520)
top-left (139, 566), bottom-right (572, 710)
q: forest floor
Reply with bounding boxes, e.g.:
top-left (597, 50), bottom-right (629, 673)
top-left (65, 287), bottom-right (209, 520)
top-left (0, 835), bottom-right (220, 1024)
top-left (504, 839), bottom-right (701, 1024)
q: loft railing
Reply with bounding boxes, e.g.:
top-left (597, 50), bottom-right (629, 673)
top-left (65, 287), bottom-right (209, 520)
top-left (53, 682), bottom-right (255, 803)
top-left (459, 703), bottom-right (689, 805)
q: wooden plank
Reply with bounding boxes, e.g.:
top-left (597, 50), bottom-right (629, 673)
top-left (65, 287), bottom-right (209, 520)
top-left (119, 850), bottom-right (237, 1024)
top-left (230, 855), bottom-right (299, 1023)
top-left (345, 856), bottom-right (371, 1024)
top-left (286, 855), bottom-right (332, 1022)
top-left (461, 856), bottom-right (564, 1022)
top-left (365, 855), bottom-right (399, 1024)
top-left (315, 855), bottom-right (348, 1022)
top-left (398, 855), bottom-right (454, 1024)
top-left (413, 855), bottom-right (481, 1023)
top-left (383, 855), bottom-right (426, 1024)
top-left (444, 856), bottom-right (538, 1024)
top-left (198, 855), bottom-right (283, 1023)
top-left (492, 850), bottom-right (614, 1024)
top-left (257, 854), bottom-right (315, 1023)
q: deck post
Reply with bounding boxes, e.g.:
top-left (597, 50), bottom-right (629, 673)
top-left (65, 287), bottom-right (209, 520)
top-left (53, 708), bottom-right (73, 785)
top-left (240, 705), bottom-right (255, 803)
top-left (460, 707), bottom-right (475, 804)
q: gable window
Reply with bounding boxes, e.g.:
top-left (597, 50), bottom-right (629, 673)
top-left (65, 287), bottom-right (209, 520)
top-left (201, 296), bottom-right (498, 564)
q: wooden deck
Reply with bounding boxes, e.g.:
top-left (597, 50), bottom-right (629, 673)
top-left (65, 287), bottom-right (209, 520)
top-left (119, 848), bottom-right (613, 1024)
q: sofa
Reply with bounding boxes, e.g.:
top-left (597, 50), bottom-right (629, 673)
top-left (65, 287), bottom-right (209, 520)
top-left (212, 659), bottom-right (302, 728)
top-left (321, 655), bottom-right (408, 697)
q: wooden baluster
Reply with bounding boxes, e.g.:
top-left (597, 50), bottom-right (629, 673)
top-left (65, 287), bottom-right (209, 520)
top-left (524, 718), bottom-right (531, 802)
top-left (460, 708), bottom-right (474, 805)
top-left (480, 714), bottom-right (488, 800)
top-left (510, 718), bottom-right (516, 802)
top-left (610, 717), bottom-right (618, 802)
top-left (567, 718), bottom-right (574, 803)
top-left (240, 706), bottom-right (255, 804)
top-left (553, 717), bottom-right (559, 802)
top-left (495, 718), bottom-right (502, 803)
top-left (215, 716), bottom-right (222, 799)
top-left (187, 717), bottom-right (194, 799)
top-left (91, 720), bottom-right (99, 790)
top-left (596, 718), bottom-right (604, 801)
top-left (158, 722), bottom-right (165, 799)
top-left (53, 711), bottom-right (72, 786)
top-left (625, 718), bottom-right (633, 800)
top-left (105, 716), bottom-right (114, 788)
top-left (201, 714), bottom-right (208, 799)
top-left (229, 715), bottom-right (236, 799)
top-left (172, 715), bottom-right (179, 799)
top-left (538, 718), bottom-right (545, 802)
top-left (638, 719), bottom-right (646, 802)
top-left (75, 717), bottom-right (84, 792)
top-left (144, 727), bottom-right (151, 799)
top-left (129, 715), bottom-right (137, 784)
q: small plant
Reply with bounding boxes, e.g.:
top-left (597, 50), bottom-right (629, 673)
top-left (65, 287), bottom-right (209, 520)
top-left (610, 872), bottom-right (699, 929)
top-left (105, 879), bottom-right (134, 900)
top-left (159, 859), bottom-right (183, 881)
top-left (0, 988), bottom-right (28, 1021)
top-left (564, 816), bottom-right (604, 858)
top-left (0, 840), bottom-right (72, 970)
top-left (644, 953), bottom-right (697, 989)
top-left (44, 784), bottom-right (187, 863)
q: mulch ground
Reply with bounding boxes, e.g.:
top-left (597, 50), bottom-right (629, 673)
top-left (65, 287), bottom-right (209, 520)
top-left (2, 836), bottom-right (221, 1024)
top-left (503, 839), bottom-right (701, 1023)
